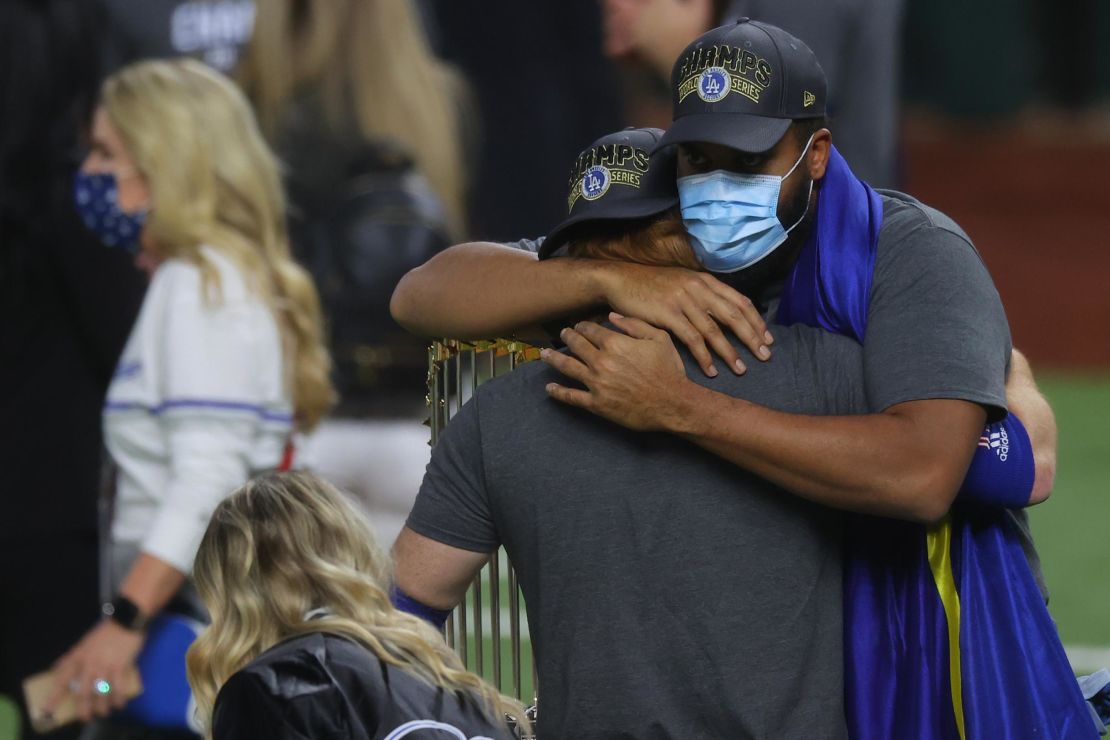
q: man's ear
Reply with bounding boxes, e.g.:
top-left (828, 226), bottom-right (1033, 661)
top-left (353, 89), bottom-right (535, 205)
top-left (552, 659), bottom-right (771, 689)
top-left (808, 129), bottom-right (833, 180)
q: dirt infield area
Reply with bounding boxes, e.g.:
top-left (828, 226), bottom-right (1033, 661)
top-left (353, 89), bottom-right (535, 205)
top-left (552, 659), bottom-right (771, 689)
top-left (903, 121), bottom-right (1110, 370)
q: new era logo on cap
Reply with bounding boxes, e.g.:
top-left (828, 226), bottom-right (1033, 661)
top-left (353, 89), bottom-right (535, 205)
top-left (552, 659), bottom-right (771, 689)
top-left (804, 90), bottom-right (816, 107)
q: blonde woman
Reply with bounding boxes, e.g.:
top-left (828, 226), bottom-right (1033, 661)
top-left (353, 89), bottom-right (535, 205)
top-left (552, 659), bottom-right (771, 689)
top-left (187, 471), bottom-right (523, 739)
top-left (46, 58), bottom-right (335, 731)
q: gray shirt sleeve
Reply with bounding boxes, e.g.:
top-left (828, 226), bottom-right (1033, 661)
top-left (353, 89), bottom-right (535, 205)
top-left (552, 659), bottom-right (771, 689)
top-left (503, 236), bottom-right (546, 253)
top-left (864, 213), bottom-right (1010, 420)
top-left (405, 393), bottom-right (499, 553)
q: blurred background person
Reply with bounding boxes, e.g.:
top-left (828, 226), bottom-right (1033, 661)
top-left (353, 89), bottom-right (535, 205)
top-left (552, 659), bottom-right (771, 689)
top-left (186, 471), bottom-right (525, 739)
top-left (0, 2), bottom-right (146, 738)
top-left (423, 0), bottom-right (624, 239)
top-left (601, 0), bottom-right (905, 187)
top-left (44, 58), bottom-right (335, 738)
top-left (236, 0), bottom-right (469, 549)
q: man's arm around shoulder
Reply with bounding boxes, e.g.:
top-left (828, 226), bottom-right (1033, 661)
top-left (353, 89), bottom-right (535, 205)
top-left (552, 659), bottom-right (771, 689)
top-left (389, 241), bottom-right (607, 340)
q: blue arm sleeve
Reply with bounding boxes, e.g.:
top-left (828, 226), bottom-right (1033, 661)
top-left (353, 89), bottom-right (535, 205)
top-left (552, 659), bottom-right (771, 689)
top-left (391, 586), bottom-right (452, 630)
top-left (957, 413), bottom-right (1035, 508)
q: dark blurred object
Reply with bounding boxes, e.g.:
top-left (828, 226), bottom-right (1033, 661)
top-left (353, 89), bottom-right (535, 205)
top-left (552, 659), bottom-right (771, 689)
top-left (1036, 0), bottom-right (1099, 109)
top-left (98, 0), bottom-right (255, 74)
top-left (903, 0), bottom-right (1110, 118)
top-left (902, 0), bottom-right (1037, 118)
top-left (725, 0), bottom-right (905, 187)
top-left (291, 141), bottom-right (451, 415)
top-left (425, 0), bottom-right (624, 241)
top-left (0, 1), bottom-right (145, 738)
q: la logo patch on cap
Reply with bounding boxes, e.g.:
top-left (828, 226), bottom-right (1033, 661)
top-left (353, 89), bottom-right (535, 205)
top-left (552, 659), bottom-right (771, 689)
top-left (581, 165), bottom-right (611, 201)
top-left (697, 66), bottom-right (731, 103)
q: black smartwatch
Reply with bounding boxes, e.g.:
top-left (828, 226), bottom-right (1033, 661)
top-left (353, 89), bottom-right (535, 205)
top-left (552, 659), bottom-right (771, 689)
top-left (102, 595), bottom-right (150, 632)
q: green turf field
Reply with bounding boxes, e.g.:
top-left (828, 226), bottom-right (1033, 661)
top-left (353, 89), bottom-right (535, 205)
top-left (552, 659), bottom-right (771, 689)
top-left (2, 373), bottom-right (1106, 738)
top-left (0, 696), bottom-right (15, 740)
top-left (1029, 373), bottom-right (1110, 671)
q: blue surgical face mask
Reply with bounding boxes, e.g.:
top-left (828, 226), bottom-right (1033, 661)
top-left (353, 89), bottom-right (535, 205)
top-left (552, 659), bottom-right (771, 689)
top-left (73, 171), bottom-right (147, 253)
top-left (678, 135), bottom-right (815, 273)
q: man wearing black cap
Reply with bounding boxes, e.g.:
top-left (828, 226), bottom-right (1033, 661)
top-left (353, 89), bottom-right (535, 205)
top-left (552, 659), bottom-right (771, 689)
top-left (393, 19), bottom-right (1054, 524)
top-left (542, 17), bottom-right (1035, 528)
top-left (394, 127), bottom-right (877, 738)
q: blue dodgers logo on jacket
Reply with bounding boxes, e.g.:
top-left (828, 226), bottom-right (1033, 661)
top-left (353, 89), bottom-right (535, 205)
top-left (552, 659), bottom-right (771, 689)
top-left (676, 45), bottom-right (772, 105)
top-left (566, 143), bottom-right (650, 212)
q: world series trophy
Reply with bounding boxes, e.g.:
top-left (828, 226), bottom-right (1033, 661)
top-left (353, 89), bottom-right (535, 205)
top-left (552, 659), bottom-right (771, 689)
top-left (427, 339), bottom-right (541, 738)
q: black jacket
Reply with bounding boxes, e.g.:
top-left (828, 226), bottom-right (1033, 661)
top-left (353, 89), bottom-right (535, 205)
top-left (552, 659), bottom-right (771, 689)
top-left (212, 632), bottom-right (516, 740)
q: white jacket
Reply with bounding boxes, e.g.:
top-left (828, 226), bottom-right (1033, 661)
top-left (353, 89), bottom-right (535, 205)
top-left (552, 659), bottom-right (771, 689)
top-left (104, 247), bottom-right (292, 573)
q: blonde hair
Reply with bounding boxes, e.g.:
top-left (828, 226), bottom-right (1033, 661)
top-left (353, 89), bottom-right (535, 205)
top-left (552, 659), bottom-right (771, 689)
top-left (101, 59), bottom-right (336, 431)
top-left (186, 471), bottom-right (527, 736)
top-left (238, 0), bottom-right (468, 235)
top-left (567, 207), bottom-right (703, 271)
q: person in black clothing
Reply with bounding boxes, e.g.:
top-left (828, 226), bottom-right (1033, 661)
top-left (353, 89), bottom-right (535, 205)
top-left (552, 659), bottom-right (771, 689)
top-left (185, 471), bottom-right (524, 740)
top-left (0, 2), bottom-right (145, 738)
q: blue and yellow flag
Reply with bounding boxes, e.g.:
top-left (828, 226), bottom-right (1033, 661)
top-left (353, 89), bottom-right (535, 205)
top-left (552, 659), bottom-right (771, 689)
top-left (841, 511), bottom-right (1094, 739)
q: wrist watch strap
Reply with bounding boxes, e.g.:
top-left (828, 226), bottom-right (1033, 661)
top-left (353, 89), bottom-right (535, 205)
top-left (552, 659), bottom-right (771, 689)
top-left (102, 595), bottom-right (150, 632)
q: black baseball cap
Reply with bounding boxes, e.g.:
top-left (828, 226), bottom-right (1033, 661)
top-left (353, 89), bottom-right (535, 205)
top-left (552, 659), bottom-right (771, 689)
top-left (539, 127), bottom-right (678, 260)
top-left (655, 18), bottom-right (827, 154)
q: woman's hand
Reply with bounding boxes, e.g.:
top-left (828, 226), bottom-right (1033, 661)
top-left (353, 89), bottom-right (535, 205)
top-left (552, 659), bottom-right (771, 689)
top-left (593, 261), bottom-right (772, 377)
top-left (47, 619), bottom-right (144, 721)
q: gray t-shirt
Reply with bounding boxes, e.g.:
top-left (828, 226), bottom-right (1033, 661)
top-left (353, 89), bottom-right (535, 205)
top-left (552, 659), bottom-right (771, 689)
top-left (407, 324), bottom-right (868, 739)
top-left (856, 190), bottom-right (1010, 419)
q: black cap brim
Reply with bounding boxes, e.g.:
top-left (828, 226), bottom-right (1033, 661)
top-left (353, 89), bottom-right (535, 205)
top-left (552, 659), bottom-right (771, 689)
top-left (655, 113), bottom-right (792, 154)
top-left (539, 194), bottom-right (679, 260)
